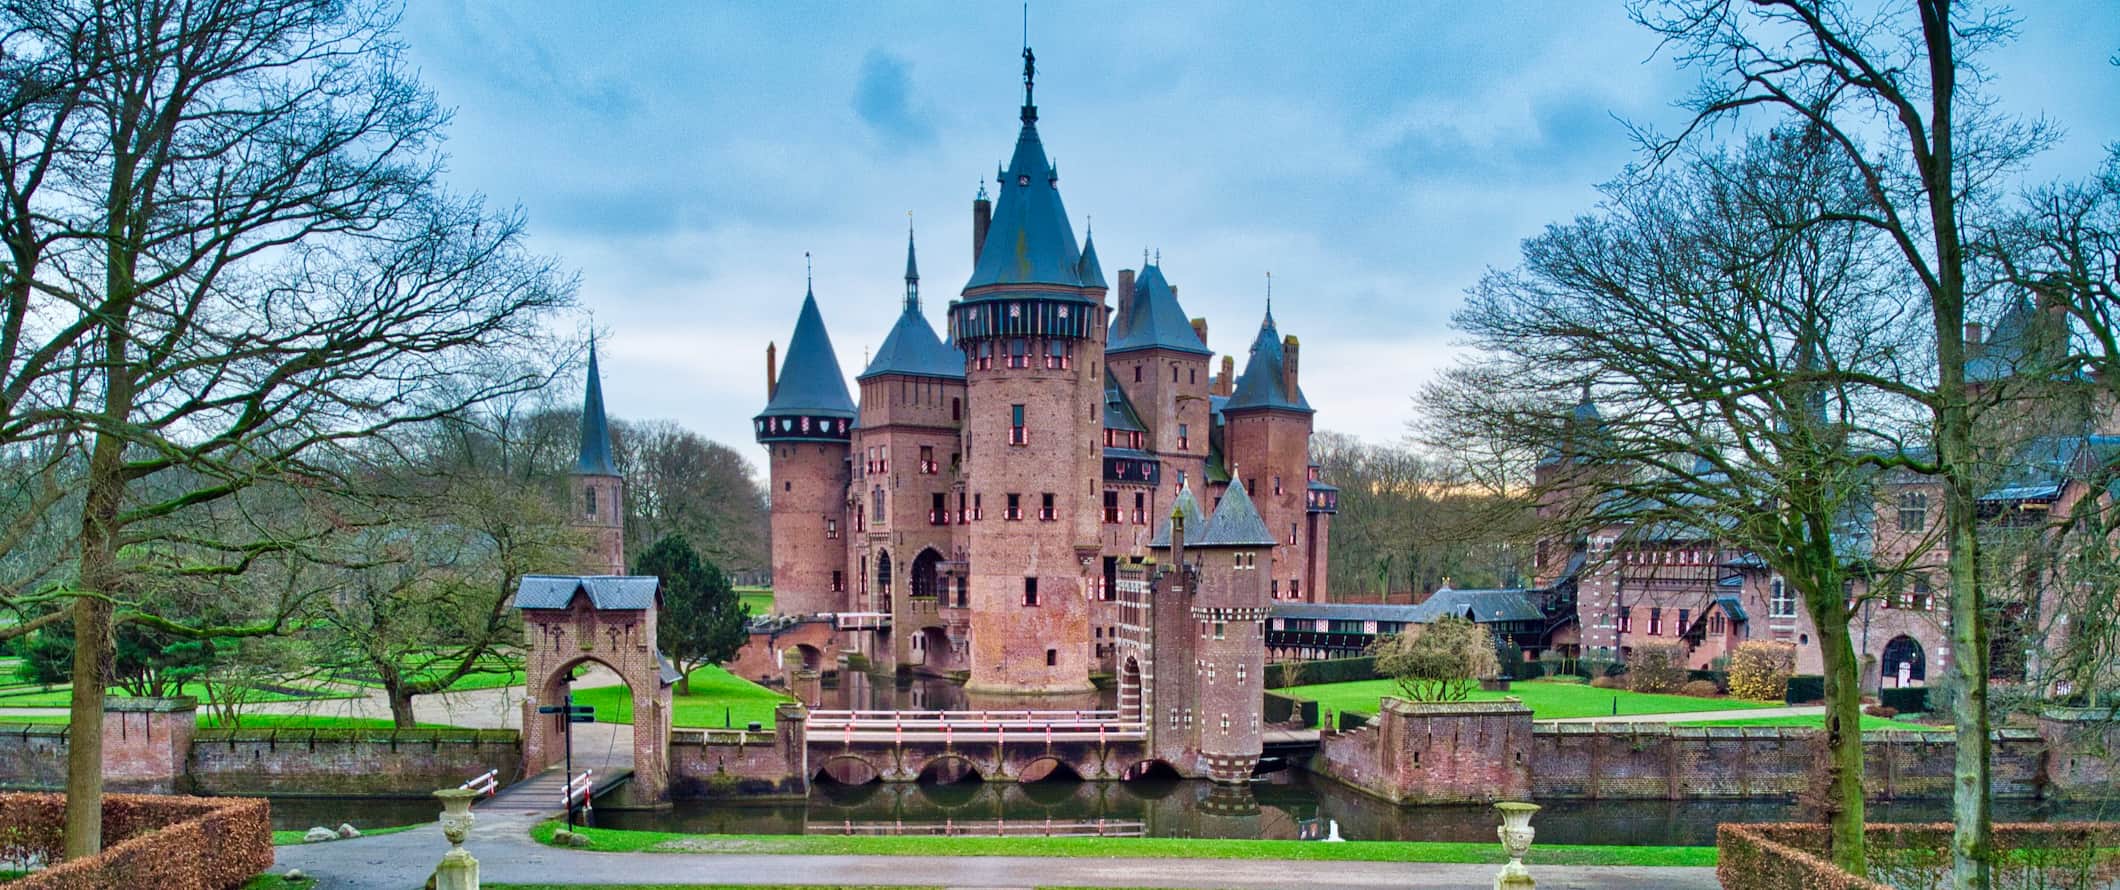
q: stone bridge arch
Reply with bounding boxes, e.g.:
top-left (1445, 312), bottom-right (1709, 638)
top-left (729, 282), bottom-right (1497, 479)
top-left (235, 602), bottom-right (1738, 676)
top-left (515, 575), bottom-right (675, 803)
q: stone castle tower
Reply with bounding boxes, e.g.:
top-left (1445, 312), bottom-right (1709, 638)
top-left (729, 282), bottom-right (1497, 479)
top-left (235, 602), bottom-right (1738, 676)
top-left (755, 286), bottom-right (857, 617)
top-left (571, 343), bottom-right (626, 574)
top-left (1221, 309), bottom-right (1323, 602)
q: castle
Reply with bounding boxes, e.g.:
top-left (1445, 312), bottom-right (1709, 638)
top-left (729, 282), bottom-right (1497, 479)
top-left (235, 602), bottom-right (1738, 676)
top-left (753, 51), bottom-right (1336, 699)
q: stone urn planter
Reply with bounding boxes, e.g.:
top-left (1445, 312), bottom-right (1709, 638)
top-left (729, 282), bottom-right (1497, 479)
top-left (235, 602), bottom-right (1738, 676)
top-left (433, 788), bottom-right (480, 890)
top-left (1493, 801), bottom-right (1540, 888)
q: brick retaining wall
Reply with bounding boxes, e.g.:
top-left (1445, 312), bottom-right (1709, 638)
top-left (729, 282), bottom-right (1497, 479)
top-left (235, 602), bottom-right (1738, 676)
top-left (187, 728), bottom-right (521, 797)
top-left (668, 702), bottom-right (808, 798)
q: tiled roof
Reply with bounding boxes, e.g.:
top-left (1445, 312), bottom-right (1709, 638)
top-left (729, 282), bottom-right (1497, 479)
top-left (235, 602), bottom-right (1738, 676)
top-left (1078, 230), bottom-right (1107, 289)
top-left (576, 343), bottom-right (617, 476)
top-left (1108, 264), bottom-right (1209, 356)
top-left (1269, 588), bottom-right (1547, 626)
top-left (1224, 309), bottom-right (1312, 413)
top-left (1195, 477), bottom-right (1278, 547)
top-left (964, 110), bottom-right (1086, 293)
top-left (1103, 374), bottom-right (1146, 432)
top-left (860, 306), bottom-right (962, 381)
top-left (760, 289), bottom-right (857, 419)
top-left (514, 575), bottom-right (660, 611)
top-left (1149, 483), bottom-right (1210, 548)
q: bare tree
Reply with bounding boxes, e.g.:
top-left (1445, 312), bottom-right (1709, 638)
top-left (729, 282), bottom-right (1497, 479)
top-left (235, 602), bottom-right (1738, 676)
top-left (0, 0), bottom-right (571, 854)
top-left (1630, 2), bottom-right (2061, 882)
top-left (1424, 129), bottom-right (1928, 873)
top-left (615, 419), bottom-right (770, 575)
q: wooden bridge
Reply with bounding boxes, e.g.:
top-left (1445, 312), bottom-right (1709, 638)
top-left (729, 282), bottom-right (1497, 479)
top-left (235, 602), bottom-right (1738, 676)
top-left (804, 709), bottom-right (1153, 784)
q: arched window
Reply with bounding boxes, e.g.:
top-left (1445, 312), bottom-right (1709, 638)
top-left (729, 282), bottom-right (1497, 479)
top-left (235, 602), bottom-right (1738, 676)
top-left (875, 550), bottom-right (893, 600)
top-left (583, 485), bottom-right (597, 517)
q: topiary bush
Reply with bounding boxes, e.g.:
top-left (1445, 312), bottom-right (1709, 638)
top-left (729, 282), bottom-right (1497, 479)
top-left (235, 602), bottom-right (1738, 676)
top-left (1626, 640), bottom-right (1687, 693)
top-left (1728, 641), bottom-right (1798, 701)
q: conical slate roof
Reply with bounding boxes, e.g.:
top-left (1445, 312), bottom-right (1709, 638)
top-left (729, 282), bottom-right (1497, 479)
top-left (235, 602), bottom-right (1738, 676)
top-left (760, 288), bottom-right (856, 419)
top-left (1540, 390), bottom-right (1606, 467)
top-left (1195, 477), bottom-right (1278, 548)
top-left (576, 342), bottom-right (618, 476)
top-left (1148, 483), bottom-right (1210, 549)
top-left (1969, 293), bottom-right (2065, 384)
top-left (964, 99), bottom-right (1086, 294)
top-left (1224, 308), bottom-right (1312, 413)
top-left (862, 305), bottom-right (963, 381)
top-left (1077, 229), bottom-right (1108, 289)
top-left (1109, 263), bottom-right (1210, 356)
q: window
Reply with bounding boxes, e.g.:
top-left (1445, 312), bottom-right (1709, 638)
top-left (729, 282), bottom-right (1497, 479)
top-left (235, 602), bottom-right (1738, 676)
top-left (976, 342), bottom-right (993, 371)
top-left (1039, 492), bottom-right (1056, 521)
top-left (920, 445), bottom-right (936, 474)
top-left (1045, 339), bottom-right (1071, 370)
top-left (1618, 608), bottom-right (1633, 633)
top-left (583, 485), bottom-right (597, 517)
top-left (1912, 576), bottom-right (1933, 610)
top-left (1134, 365), bottom-right (1142, 383)
top-left (1649, 607), bottom-right (1663, 635)
top-left (1678, 609), bottom-right (1690, 634)
top-left (825, 517), bottom-right (838, 539)
top-left (1104, 490), bottom-right (1120, 523)
top-left (832, 570), bottom-right (844, 592)
top-left (1171, 364), bottom-right (1179, 382)
top-left (871, 486), bottom-right (885, 520)
top-left (1046, 648), bottom-right (1057, 666)
top-left (957, 492), bottom-right (967, 523)
top-left (1023, 577), bottom-right (1039, 606)
top-left (1009, 404), bottom-right (1026, 445)
top-left (854, 504), bottom-right (865, 532)
top-left (952, 397), bottom-right (961, 420)
top-left (1132, 491), bottom-right (1146, 524)
top-left (1213, 621), bottom-right (1225, 640)
top-left (1005, 493), bottom-right (1022, 521)
top-left (973, 493), bottom-right (984, 521)
top-left (1290, 579), bottom-right (1300, 599)
top-left (931, 493), bottom-right (947, 525)
top-left (1008, 338), bottom-right (1029, 369)
top-left (1709, 611), bottom-right (1725, 635)
top-left (1289, 522), bottom-right (1298, 545)
top-left (1271, 579), bottom-right (1280, 598)
top-left (1190, 368), bottom-right (1197, 384)
top-left (1770, 578), bottom-right (1797, 618)
top-left (1897, 492), bottom-right (1928, 532)
top-left (1274, 475), bottom-right (1283, 495)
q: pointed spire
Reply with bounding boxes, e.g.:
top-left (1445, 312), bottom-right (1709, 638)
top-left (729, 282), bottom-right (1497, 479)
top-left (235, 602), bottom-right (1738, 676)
top-left (964, 49), bottom-right (1085, 292)
top-left (1150, 480), bottom-right (1211, 549)
top-left (904, 216), bottom-right (920, 312)
top-left (1109, 259), bottom-right (1208, 356)
top-left (1196, 476), bottom-right (1278, 547)
top-left (758, 276), bottom-right (858, 432)
top-left (1077, 220), bottom-right (1107, 289)
top-left (1225, 303), bottom-right (1311, 413)
top-left (576, 340), bottom-right (617, 476)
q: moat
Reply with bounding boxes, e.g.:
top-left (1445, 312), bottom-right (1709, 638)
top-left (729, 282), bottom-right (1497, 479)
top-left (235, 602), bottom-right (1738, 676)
top-left (270, 777), bottom-right (2120, 847)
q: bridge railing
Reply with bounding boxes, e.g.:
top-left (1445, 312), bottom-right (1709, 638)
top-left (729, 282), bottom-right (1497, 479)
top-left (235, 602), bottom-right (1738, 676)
top-left (809, 709), bottom-right (1122, 724)
top-left (822, 818), bottom-right (1147, 837)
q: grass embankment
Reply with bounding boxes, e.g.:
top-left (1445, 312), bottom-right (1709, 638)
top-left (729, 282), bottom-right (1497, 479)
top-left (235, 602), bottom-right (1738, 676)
top-left (0, 713), bottom-right (463, 730)
top-left (529, 820), bottom-right (1717, 866)
top-left (1677, 714), bottom-right (1947, 732)
top-left (0, 680), bottom-right (354, 708)
top-left (572, 665), bottom-right (792, 729)
top-left (270, 822), bottom-right (428, 845)
top-left (243, 876), bottom-right (313, 889)
top-left (737, 585), bottom-right (774, 616)
top-left (1283, 676), bottom-right (1783, 721)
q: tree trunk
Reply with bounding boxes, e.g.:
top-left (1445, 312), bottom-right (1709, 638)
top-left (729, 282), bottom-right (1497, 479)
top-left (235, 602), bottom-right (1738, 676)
top-left (62, 596), bottom-right (110, 859)
top-left (386, 684), bottom-right (417, 729)
top-left (1816, 600), bottom-right (1868, 875)
top-left (1945, 466), bottom-right (1992, 889)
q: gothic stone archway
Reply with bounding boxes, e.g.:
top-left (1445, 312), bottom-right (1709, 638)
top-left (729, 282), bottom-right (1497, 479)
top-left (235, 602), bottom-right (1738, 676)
top-left (515, 575), bottom-right (674, 802)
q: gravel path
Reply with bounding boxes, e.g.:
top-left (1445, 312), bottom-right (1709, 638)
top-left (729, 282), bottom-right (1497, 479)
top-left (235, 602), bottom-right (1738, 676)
top-left (273, 813), bottom-right (1722, 890)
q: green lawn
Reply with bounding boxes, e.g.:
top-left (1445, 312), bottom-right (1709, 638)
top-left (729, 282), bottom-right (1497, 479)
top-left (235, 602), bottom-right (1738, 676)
top-left (1675, 714), bottom-right (1948, 732)
top-left (492, 886), bottom-right (931, 890)
top-left (0, 680), bottom-right (354, 708)
top-left (572, 665), bottom-right (792, 729)
top-left (529, 821), bottom-right (1717, 866)
top-left (271, 822), bottom-right (428, 845)
top-left (0, 713), bottom-right (460, 730)
top-left (737, 585), bottom-right (774, 616)
top-left (1281, 677), bottom-right (1782, 721)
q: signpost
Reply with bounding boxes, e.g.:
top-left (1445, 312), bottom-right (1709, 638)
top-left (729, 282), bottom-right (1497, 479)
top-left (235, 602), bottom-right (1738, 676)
top-left (537, 693), bottom-right (596, 830)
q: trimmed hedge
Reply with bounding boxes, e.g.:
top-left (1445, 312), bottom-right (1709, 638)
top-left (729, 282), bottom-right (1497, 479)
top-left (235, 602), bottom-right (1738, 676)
top-left (1719, 821), bottom-right (2120, 890)
top-left (1785, 674), bottom-right (1825, 704)
top-left (1336, 710), bottom-right (1371, 731)
top-left (1264, 656), bottom-right (1377, 689)
top-left (1263, 691), bottom-right (1319, 728)
top-left (1879, 686), bottom-right (1928, 714)
top-left (0, 792), bottom-right (272, 889)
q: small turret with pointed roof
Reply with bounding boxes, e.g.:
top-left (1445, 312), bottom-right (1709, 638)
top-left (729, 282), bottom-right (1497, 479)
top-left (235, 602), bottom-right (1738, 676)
top-left (1150, 481), bottom-right (1211, 549)
top-left (577, 341), bottom-right (618, 476)
top-left (1078, 224), bottom-right (1107, 289)
top-left (862, 225), bottom-right (963, 382)
top-left (1195, 477), bottom-right (1279, 548)
top-left (756, 268), bottom-right (858, 443)
top-left (961, 45), bottom-right (1089, 295)
top-left (1224, 305), bottom-right (1312, 413)
top-left (1110, 261), bottom-right (1211, 356)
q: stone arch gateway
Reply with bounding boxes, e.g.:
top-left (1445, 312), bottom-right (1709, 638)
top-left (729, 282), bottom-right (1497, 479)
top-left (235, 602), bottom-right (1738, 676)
top-left (514, 575), bottom-right (677, 803)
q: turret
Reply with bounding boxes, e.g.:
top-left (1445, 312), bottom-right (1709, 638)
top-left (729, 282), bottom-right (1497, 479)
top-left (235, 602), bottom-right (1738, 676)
top-left (757, 279), bottom-right (857, 616)
top-left (947, 47), bottom-right (1106, 696)
top-left (1107, 260), bottom-right (1212, 503)
top-left (1175, 478), bottom-right (1274, 782)
top-left (1221, 304), bottom-right (1318, 601)
top-left (570, 342), bottom-right (626, 574)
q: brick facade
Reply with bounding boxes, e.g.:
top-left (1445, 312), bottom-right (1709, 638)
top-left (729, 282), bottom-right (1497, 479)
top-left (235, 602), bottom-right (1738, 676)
top-left (520, 593), bottom-right (671, 802)
top-left (768, 441), bottom-right (851, 618)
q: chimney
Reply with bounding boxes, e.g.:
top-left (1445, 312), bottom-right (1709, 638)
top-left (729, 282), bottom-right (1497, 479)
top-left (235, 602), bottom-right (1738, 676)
top-left (1282, 335), bottom-right (1300, 400)
top-left (1116, 269), bottom-right (1136, 329)
top-left (766, 342), bottom-right (778, 399)
top-left (972, 195), bottom-right (992, 266)
top-left (1217, 356), bottom-right (1235, 396)
top-left (1190, 317), bottom-right (1208, 349)
top-left (1965, 322), bottom-right (1985, 347)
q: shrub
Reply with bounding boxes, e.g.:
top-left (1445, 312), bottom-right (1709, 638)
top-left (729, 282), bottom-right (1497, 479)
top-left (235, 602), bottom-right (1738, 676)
top-left (1682, 679), bottom-right (1721, 698)
top-left (1369, 616), bottom-right (1499, 702)
top-left (1626, 640), bottom-right (1687, 693)
top-left (1590, 675), bottom-right (1621, 689)
top-left (1577, 657), bottom-right (1623, 679)
top-left (1784, 674), bottom-right (1825, 704)
top-left (1878, 686), bottom-right (1927, 714)
top-left (1728, 641), bottom-right (1798, 701)
top-left (1, 793), bottom-right (272, 890)
top-left (1864, 704), bottom-right (1900, 719)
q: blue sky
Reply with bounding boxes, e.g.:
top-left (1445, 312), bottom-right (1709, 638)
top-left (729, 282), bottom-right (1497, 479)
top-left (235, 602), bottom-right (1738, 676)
top-left (395, 2), bottom-right (2120, 472)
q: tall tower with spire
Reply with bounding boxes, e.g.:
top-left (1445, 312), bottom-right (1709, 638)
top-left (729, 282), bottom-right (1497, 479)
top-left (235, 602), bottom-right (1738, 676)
top-left (1221, 305), bottom-right (1321, 601)
top-left (756, 277), bottom-right (858, 617)
top-left (947, 47), bottom-right (1108, 695)
top-left (1106, 259), bottom-right (1212, 503)
top-left (571, 343), bottom-right (626, 575)
top-left (853, 225), bottom-right (969, 670)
